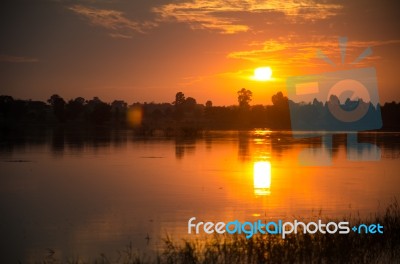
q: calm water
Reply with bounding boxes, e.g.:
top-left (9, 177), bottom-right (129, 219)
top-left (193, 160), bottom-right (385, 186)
top-left (1, 129), bottom-right (399, 262)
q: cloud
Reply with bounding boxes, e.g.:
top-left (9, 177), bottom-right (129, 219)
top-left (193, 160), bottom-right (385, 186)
top-left (248, 0), bottom-right (343, 21)
top-left (68, 1), bottom-right (343, 36)
top-left (228, 38), bottom-right (400, 68)
top-left (0, 55), bottom-right (39, 63)
top-left (152, 0), bottom-right (343, 34)
top-left (153, 1), bottom-right (249, 34)
top-left (348, 40), bottom-right (400, 48)
top-left (68, 4), bottom-right (156, 38)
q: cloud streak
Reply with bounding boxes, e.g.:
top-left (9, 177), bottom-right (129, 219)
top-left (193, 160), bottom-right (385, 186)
top-left (0, 55), bottom-right (39, 63)
top-left (68, 4), bottom-right (156, 38)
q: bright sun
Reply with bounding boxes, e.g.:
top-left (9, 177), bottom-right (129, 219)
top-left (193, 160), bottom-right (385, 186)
top-left (253, 67), bottom-right (272, 81)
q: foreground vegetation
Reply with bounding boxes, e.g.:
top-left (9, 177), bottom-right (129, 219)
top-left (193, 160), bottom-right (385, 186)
top-left (33, 200), bottom-right (400, 264)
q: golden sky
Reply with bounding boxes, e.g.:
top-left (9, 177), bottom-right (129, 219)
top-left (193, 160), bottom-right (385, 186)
top-left (1, 0), bottom-right (399, 105)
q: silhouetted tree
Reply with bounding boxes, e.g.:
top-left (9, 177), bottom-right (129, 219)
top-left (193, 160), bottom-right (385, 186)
top-left (66, 97), bottom-right (86, 121)
top-left (174, 92), bottom-right (186, 107)
top-left (47, 94), bottom-right (66, 122)
top-left (271, 91), bottom-right (288, 108)
top-left (26, 100), bottom-right (47, 121)
top-left (0, 91), bottom-right (399, 131)
top-left (0, 95), bottom-right (13, 105)
top-left (111, 100), bottom-right (127, 123)
top-left (185, 97), bottom-right (196, 105)
top-left (312, 98), bottom-right (323, 107)
top-left (250, 105), bottom-right (268, 127)
top-left (237, 88), bottom-right (252, 108)
top-left (150, 109), bottom-right (163, 121)
top-left (382, 101), bottom-right (400, 130)
top-left (0, 95), bottom-right (31, 122)
top-left (184, 97), bottom-right (197, 112)
top-left (173, 92), bottom-right (185, 120)
top-left (92, 102), bottom-right (111, 124)
top-left (0, 95), bottom-right (14, 119)
top-left (270, 92), bottom-right (290, 129)
top-left (86, 97), bottom-right (111, 124)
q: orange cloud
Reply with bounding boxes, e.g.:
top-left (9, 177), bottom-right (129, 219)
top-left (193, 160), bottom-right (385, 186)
top-left (68, 5), bottom-right (156, 38)
top-left (228, 38), bottom-right (400, 68)
top-left (153, 1), bottom-right (248, 34)
top-left (153, 0), bottom-right (343, 34)
top-left (68, 1), bottom-right (344, 36)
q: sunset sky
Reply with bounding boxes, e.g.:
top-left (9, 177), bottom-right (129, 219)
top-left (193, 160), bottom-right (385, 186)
top-left (1, 0), bottom-right (399, 105)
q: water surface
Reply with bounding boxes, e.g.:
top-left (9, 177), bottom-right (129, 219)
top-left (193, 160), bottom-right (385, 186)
top-left (1, 129), bottom-right (399, 262)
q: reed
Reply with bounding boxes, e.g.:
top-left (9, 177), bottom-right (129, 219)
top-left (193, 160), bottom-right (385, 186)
top-left (35, 199), bottom-right (400, 264)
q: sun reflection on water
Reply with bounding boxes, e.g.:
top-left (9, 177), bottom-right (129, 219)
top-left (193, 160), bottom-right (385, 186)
top-left (253, 161), bottom-right (271, 196)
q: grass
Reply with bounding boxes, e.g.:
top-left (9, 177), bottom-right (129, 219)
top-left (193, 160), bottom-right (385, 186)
top-left (33, 200), bottom-right (400, 264)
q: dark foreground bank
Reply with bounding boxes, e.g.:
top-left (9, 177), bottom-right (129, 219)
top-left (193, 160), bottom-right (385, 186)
top-left (26, 200), bottom-right (400, 264)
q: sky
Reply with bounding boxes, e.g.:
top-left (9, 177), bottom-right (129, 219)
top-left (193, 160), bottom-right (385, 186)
top-left (1, 0), bottom-right (400, 106)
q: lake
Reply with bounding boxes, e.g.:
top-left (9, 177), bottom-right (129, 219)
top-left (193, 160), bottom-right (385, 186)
top-left (1, 129), bottom-right (399, 262)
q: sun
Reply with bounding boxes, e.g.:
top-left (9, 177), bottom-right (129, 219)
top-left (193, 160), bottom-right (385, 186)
top-left (253, 67), bottom-right (272, 81)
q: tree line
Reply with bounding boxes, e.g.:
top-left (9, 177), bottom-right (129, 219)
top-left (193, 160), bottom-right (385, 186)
top-left (0, 89), bottom-right (399, 132)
